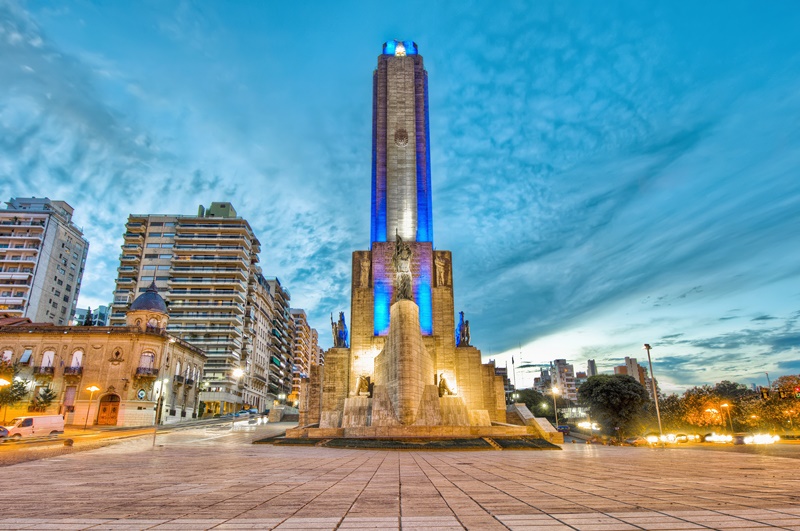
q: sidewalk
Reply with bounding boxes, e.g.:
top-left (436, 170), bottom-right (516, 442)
top-left (1, 427), bottom-right (799, 530)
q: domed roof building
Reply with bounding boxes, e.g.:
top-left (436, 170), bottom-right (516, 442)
top-left (126, 282), bottom-right (169, 332)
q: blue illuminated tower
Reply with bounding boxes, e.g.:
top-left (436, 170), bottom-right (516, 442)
top-left (370, 40), bottom-right (433, 245)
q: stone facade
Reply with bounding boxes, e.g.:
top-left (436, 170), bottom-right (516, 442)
top-left (0, 319), bottom-right (205, 427)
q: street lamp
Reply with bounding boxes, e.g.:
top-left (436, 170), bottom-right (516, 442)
top-left (84, 385), bottom-right (100, 430)
top-left (720, 403), bottom-right (734, 432)
top-left (0, 378), bottom-right (10, 424)
top-left (643, 344), bottom-right (663, 444)
top-left (551, 387), bottom-right (560, 426)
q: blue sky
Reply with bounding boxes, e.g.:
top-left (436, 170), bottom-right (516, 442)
top-left (1, 1), bottom-right (798, 392)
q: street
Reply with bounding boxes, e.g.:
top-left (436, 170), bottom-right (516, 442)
top-left (1, 426), bottom-right (800, 529)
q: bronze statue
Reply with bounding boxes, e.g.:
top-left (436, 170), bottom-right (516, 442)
top-left (331, 311), bottom-right (349, 348)
top-left (392, 231), bottom-right (413, 301)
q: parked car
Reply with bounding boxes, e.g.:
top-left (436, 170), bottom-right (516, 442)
top-left (0, 426), bottom-right (8, 439)
top-left (624, 436), bottom-right (650, 447)
top-left (4, 415), bottom-right (64, 438)
top-left (556, 425), bottom-right (570, 434)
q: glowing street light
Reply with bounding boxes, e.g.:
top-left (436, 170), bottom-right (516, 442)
top-left (84, 385), bottom-right (100, 430)
top-left (0, 378), bottom-right (10, 387)
top-left (643, 344), bottom-right (664, 445)
top-left (551, 387), bottom-right (560, 426)
top-left (720, 403), bottom-right (734, 432)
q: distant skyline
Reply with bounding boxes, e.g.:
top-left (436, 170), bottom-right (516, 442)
top-left (1, 1), bottom-right (798, 393)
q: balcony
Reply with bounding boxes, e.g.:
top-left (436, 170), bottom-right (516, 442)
top-left (63, 366), bottom-right (83, 376)
top-left (119, 254), bottom-right (140, 263)
top-left (33, 365), bottom-right (56, 376)
top-left (135, 367), bottom-right (159, 378)
top-left (185, 378), bottom-right (195, 387)
top-left (173, 374), bottom-right (185, 386)
top-left (123, 232), bottom-right (144, 241)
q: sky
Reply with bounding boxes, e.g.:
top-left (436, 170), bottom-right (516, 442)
top-left (1, 0), bottom-right (799, 393)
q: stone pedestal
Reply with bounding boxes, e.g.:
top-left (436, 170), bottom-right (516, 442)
top-left (373, 300), bottom-right (434, 425)
top-left (342, 396), bottom-right (371, 427)
top-left (439, 395), bottom-right (470, 426)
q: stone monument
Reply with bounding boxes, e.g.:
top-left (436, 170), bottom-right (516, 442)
top-left (290, 41), bottom-right (555, 442)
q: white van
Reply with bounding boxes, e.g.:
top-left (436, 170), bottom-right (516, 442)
top-left (4, 415), bottom-right (65, 438)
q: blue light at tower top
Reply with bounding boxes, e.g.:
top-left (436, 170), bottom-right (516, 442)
top-left (382, 40), bottom-right (418, 56)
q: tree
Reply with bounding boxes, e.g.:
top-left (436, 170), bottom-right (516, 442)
top-left (83, 307), bottom-right (93, 326)
top-left (514, 389), bottom-right (547, 413)
top-left (0, 379), bottom-right (28, 423)
top-left (578, 375), bottom-right (649, 437)
top-left (32, 386), bottom-right (58, 411)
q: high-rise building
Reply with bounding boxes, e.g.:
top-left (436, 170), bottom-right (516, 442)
top-left (551, 359), bottom-right (578, 402)
top-left (109, 202), bottom-right (278, 413)
top-left (614, 356), bottom-right (647, 387)
top-left (265, 277), bottom-right (293, 398)
top-left (289, 308), bottom-right (313, 403)
top-left (73, 305), bottom-right (110, 326)
top-left (0, 197), bottom-right (88, 325)
top-left (587, 359), bottom-right (598, 377)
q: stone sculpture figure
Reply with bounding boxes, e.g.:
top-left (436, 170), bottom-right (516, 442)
top-left (355, 374), bottom-right (370, 396)
top-left (438, 373), bottom-right (454, 397)
top-left (359, 256), bottom-right (371, 287)
top-left (435, 255), bottom-right (447, 286)
top-left (392, 232), bottom-right (413, 301)
top-left (331, 311), bottom-right (349, 348)
top-left (463, 320), bottom-right (471, 347)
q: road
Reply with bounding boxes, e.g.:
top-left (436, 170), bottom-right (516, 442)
top-left (0, 416), bottom-right (286, 467)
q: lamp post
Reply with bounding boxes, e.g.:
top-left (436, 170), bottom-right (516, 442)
top-left (231, 367), bottom-right (244, 427)
top-left (0, 378), bottom-right (10, 424)
top-left (551, 387), bottom-right (560, 426)
top-left (83, 385), bottom-right (100, 430)
top-left (152, 338), bottom-right (175, 448)
top-left (720, 403), bottom-right (734, 433)
top-left (643, 344), bottom-right (663, 444)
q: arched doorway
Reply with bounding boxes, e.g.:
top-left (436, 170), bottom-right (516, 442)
top-left (97, 394), bottom-right (121, 426)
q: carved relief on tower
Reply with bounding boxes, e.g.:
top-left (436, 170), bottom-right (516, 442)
top-left (359, 255), bottom-right (371, 288)
top-left (434, 252), bottom-right (450, 287)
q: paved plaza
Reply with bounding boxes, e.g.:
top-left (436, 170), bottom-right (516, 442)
top-left (1, 424), bottom-right (800, 530)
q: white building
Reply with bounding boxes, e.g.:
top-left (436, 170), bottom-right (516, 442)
top-left (0, 197), bottom-right (88, 325)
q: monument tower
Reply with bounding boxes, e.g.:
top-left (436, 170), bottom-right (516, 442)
top-left (291, 41), bottom-right (552, 440)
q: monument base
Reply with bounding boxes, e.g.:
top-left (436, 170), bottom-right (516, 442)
top-left (285, 423), bottom-right (543, 440)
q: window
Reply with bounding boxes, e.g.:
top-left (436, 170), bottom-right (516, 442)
top-left (20, 418), bottom-right (33, 428)
top-left (63, 295), bottom-right (69, 302)
top-left (139, 352), bottom-right (155, 369)
top-left (57, 279), bottom-right (63, 286)
top-left (70, 350), bottom-right (83, 367)
top-left (157, 265), bottom-right (170, 271)
top-left (41, 350), bottom-right (55, 367)
top-left (143, 265), bottom-right (156, 271)
top-left (68, 274), bottom-right (74, 281)
top-left (54, 290), bottom-right (61, 297)
top-left (150, 222), bottom-right (163, 226)
top-left (164, 222), bottom-right (175, 227)
top-left (57, 266), bottom-right (66, 275)
top-left (162, 233), bottom-right (174, 238)
top-left (65, 284), bottom-right (72, 292)
top-left (146, 243), bottom-right (160, 248)
top-left (148, 232), bottom-right (161, 237)
top-left (175, 360), bottom-right (181, 376)
top-left (159, 254), bottom-right (172, 259)
top-left (69, 263), bottom-right (76, 270)
top-left (1, 349), bottom-right (11, 363)
top-left (20, 349), bottom-right (33, 364)
top-left (156, 276), bottom-right (169, 281)
top-left (145, 254), bottom-right (158, 259)
top-left (161, 243), bottom-right (173, 249)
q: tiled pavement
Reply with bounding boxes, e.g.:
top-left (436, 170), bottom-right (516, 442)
top-left (1, 424), bottom-right (799, 530)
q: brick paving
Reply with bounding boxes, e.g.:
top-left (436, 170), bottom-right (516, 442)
top-left (1, 424), bottom-right (799, 530)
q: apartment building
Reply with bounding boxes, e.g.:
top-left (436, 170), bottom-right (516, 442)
top-left (289, 308), bottom-right (313, 402)
top-left (109, 202), bottom-right (272, 414)
top-left (73, 305), bottom-right (110, 326)
top-left (0, 197), bottom-right (88, 325)
top-left (551, 359), bottom-right (578, 402)
top-left (265, 278), bottom-right (293, 399)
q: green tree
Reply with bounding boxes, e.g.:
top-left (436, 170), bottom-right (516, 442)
top-left (578, 375), bottom-right (649, 437)
top-left (32, 386), bottom-right (58, 410)
top-left (0, 379), bottom-right (28, 423)
top-left (513, 388), bottom-right (547, 414)
top-left (83, 307), bottom-right (93, 326)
